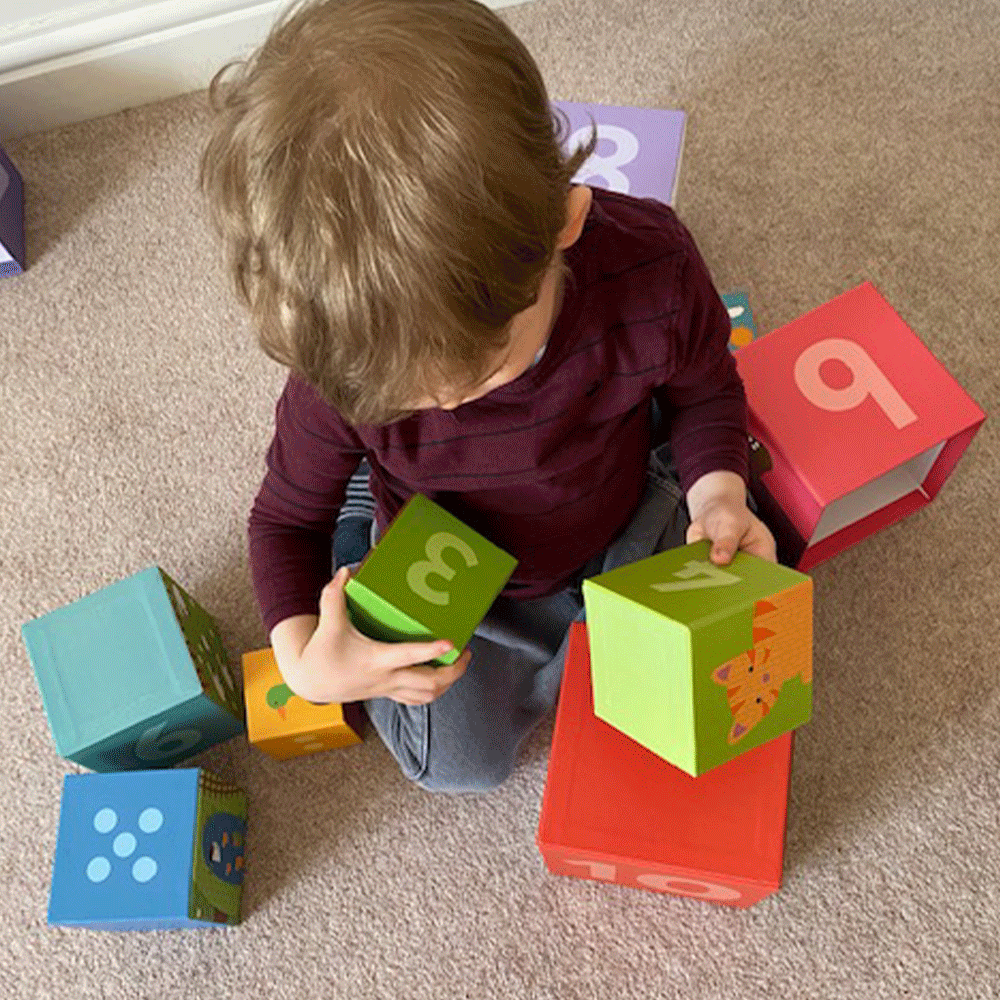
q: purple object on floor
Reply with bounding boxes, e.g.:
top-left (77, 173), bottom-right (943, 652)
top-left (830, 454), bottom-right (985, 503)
top-left (553, 101), bottom-right (687, 207)
top-left (0, 145), bottom-right (26, 277)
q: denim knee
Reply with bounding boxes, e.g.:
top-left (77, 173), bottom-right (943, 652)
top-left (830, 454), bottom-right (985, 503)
top-left (367, 698), bottom-right (519, 794)
top-left (411, 752), bottom-right (518, 795)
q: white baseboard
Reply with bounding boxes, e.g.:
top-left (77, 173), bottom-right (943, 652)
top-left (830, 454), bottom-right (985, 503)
top-left (0, 0), bottom-right (534, 142)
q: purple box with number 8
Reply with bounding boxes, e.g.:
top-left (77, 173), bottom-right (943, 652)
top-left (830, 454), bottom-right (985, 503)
top-left (554, 101), bottom-right (687, 207)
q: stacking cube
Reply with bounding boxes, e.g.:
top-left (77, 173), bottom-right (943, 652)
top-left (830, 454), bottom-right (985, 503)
top-left (23, 567), bottom-right (245, 772)
top-left (345, 493), bottom-right (517, 666)
top-left (555, 101), bottom-right (686, 206)
top-left (538, 623), bottom-right (793, 908)
top-left (49, 768), bottom-right (248, 930)
top-left (723, 290), bottom-right (760, 352)
top-left (582, 540), bottom-right (812, 776)
top-left (736, 281), bottom-right (986, 570)
top-left (243, 647), bottom-right (363, 760)
top-left (0, 144), bottom-right (26, 276)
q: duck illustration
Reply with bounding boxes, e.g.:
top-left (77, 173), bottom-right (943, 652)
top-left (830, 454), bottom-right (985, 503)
top-left (266, 683), bottom-right (295, 719)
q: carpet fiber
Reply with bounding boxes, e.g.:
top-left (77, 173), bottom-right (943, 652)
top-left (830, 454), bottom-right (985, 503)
top-left (2, 1), bottom-right (998, 997)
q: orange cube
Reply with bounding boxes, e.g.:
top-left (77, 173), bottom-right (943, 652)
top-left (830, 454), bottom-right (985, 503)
top-left (538, 623), bottom-right (794, 908)
top-left (242, 648), bottom-right (363, 760)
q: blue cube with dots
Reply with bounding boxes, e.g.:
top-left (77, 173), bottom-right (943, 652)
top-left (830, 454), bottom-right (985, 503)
top-left (49, 768), bottom-right (248, 930)
top-left (22, 567), bottom-right (245, 772)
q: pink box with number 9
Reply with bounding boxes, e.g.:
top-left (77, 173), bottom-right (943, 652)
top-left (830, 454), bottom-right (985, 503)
top-left (735, 282), bottom-right (985, 570)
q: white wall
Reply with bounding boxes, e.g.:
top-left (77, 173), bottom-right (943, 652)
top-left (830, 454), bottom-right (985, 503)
top-left (0, 0), bottom-right (534, 141)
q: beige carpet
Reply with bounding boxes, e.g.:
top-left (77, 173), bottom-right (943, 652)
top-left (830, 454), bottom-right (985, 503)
top-left (2, 1), bottom-right (998, 997)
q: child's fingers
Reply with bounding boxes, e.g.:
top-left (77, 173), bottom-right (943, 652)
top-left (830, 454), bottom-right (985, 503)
top-left (708, 537), bottom-right (740, 564)
top-left (692, 519), bottom-right (741, 564)
top-left (318, 566), bottom-right (352, 620)
top-left (686, 522), bottom-right (707, 544)
top-left (740, 529), bottom-right (778, 563)
top-left (371, 636), bottom-right (458, 671)
top-left (387, 651), bottom-right (471, 704)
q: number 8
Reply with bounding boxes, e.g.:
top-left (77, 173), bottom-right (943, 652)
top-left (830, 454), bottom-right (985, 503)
top-left (570, 124), bottom-right (640, 193)
top-left (407, 532), bottom-right (479, 606)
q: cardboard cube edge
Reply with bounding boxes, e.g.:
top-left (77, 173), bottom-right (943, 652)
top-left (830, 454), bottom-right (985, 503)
top-left (537, 622), bottom-right (794, 909)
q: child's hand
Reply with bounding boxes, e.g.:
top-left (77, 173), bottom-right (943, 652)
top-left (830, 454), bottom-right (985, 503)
top-left (295, 567), bottom-right (471, 706)
top-left (685, 470), bottom-right (777, 565)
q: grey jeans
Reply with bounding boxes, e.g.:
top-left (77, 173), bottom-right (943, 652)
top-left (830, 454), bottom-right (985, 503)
top-left (358, 445), bottom-right (691, 793)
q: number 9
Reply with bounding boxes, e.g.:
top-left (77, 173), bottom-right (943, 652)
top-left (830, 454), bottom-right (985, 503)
top-left (794, 338), bottom-right (917, 429)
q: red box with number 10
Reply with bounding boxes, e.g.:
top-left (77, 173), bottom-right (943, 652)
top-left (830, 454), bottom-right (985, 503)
top-left (736, 282), bottom-right (985, 570)
top-left (537, 622), bottom-right (793, 908)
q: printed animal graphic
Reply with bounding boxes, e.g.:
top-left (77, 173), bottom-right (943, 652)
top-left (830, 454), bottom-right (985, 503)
top-left (191, 770), bottom-right (248, 925)
top-left (266, 683), bottom-right (296, 719)
top-left (202, 811), bottom-right (246, 885)
top-left (712, 590), bottom-right (812, 744)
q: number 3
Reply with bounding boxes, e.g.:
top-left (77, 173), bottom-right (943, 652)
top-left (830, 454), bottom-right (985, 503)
top-left (406, 532), bottom-right (479, 606)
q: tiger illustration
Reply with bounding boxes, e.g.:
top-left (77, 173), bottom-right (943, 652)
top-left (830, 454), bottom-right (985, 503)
top-left (711, 588), bottom-right (812, 744)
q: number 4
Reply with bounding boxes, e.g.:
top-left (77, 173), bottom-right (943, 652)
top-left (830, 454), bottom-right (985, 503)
top-left (652, 560), bottom-right (741, 592)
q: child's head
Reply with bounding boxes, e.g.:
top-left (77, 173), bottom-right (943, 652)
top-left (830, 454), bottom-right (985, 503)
top-left (200, 0), bottom-right (597, 425)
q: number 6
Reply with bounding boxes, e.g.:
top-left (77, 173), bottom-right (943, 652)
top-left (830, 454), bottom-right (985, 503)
top-left (135, 721), bottom-right (202, 762)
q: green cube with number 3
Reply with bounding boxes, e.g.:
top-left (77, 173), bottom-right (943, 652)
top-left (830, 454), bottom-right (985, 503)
top-left (344, 494), bottom-right (518, 666)
top-left (582, 541), bottom-right (813, 776)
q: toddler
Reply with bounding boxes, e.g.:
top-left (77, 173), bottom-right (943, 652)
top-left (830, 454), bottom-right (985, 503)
top-left (200, 0), bottom-right (776, 793)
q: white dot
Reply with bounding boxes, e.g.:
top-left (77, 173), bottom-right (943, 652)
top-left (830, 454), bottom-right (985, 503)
top-left (132, 857), bottom-right (158, 883)
top-left (138, 808), bottom-right (164, 833)
top-left (93, 808), bottom-right (117, 834)
top-left (113, 832), bottom-right (137, 858)
top-left (87, 857), bottom-right (111, 883)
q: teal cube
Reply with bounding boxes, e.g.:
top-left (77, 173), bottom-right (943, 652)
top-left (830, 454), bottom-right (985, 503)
top-left (582, 541), bottom-right (813, 776)
top-left (48, 768), bottom-right (248, 930)
top-left (345, 494), bottom-right (517, 665)
top-left (22, 567), bottom-right (245, 772)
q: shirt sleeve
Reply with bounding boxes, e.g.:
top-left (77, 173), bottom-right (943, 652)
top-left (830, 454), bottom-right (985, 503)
top-left (652, 227), bottom-right (749, 494)
top-left (248, 374), bottom-right (366, 634)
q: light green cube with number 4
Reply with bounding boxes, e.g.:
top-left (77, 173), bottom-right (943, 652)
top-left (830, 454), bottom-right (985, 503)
top-left (582, 541), bottom-right (813, 776)
top-left (344, 494), bottom-right (518, 665)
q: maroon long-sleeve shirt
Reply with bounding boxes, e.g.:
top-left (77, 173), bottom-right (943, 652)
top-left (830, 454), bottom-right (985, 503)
top-left (249, 188), bottom-right (748, 633)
